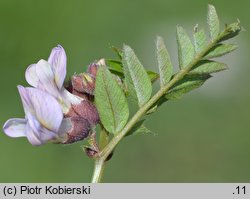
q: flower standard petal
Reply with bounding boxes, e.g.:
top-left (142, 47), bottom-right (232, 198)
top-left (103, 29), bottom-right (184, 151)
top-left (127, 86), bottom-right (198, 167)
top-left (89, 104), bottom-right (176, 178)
top-left (48, 45), bottom-right (67, 89)
top-left (3, 118), bottom-right (26, 138)
top-left (27, 87), bottom-right (63, 132)
top-left (35, 59), bottom-right (60, 98)
top-left (25, 64), bottom-right (39, 87)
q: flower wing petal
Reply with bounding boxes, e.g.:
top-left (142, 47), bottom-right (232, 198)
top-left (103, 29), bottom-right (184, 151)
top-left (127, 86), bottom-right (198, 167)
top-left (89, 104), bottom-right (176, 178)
top-left (27, 88), bottom-right (63, 132)
top-left (3, 118), bottom-right (26, 138)
top-left (48, 45), bottom-right (67, 89)
top-left (25, 64), bottom-right (39, 87)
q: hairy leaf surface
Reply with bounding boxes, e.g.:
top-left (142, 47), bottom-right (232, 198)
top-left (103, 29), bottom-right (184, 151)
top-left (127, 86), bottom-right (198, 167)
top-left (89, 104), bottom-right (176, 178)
top-left (205, 44), bottom-right (238, 59)
top-left (165, 74), bottom-right (211, 100)
top-left (177, 26), bottom-right (195, 69)
top-left (122, 45), bottom-right (152, 107)
top-left (95, 66), bottom-right (129, 134)
top-left (156, 36), bottom-right (173, 87)
top-left (208, 4), bottom-right (220, 41)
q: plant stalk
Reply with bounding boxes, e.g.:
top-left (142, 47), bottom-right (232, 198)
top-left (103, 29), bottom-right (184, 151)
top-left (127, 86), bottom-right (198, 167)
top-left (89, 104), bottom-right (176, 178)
top-left (91, 159), bottom-right (105, 183)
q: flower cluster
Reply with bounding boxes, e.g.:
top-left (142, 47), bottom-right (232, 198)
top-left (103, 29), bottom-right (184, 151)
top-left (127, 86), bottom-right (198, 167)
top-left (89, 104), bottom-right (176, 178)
top-left (3, 45), bottom-right (101, 145)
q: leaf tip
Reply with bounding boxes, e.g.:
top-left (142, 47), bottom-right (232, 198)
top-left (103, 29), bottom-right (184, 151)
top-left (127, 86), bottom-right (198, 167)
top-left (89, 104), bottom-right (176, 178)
top-left (123, 44), bottom-right (131, 52)
top-left (156, 35), bottom-right (163, 41)
top-left (176, 25), bottom-right (183, 32)
top-left (207, 4), bottom-right (217, 16)
top-left (194, 24), bottom-right (199, 33)
top-left (208, 4), bottom-right (216, 10)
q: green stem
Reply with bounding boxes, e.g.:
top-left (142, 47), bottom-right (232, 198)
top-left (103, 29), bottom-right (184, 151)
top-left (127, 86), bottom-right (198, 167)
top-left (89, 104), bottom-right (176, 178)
top-left (91, 29), bottom-right (228, 182)
top-left (91, 159), bottom-right (105, 183)
top-left (91, 125), bottom-right (109, 183)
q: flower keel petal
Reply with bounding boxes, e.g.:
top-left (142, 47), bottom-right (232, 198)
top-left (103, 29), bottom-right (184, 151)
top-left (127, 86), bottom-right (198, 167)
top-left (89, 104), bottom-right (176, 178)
top-left (26, 123), bottom-right (43, 146)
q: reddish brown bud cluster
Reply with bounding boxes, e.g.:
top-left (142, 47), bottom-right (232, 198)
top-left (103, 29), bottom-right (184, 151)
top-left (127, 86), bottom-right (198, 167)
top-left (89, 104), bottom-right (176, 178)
top-left (62, 60), bottom-right (104, 144)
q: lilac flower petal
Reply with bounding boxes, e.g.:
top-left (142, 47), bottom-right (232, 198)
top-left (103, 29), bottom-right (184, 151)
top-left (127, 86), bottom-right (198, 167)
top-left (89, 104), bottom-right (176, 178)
top-left (26, 123), bottom-right (43, 146)
top-left (48, 45), bottom-right (67, 89)
top-left (39, 127), bottom-right (59, 142)
top-left (27, 87), bottom-right (63, 132)
top-left (27, 114), bottom-right (63, 143)
top-left (25, 64), bottom-right (39, 87)
top-left (3, 118), bottom-right (26, 138)
top-left (35, 59), bottom-right (60, 98)
top-left (27, 113), bottom-right (61, 144)
top-left (61, 88), bottom-right (81, 105)
top-left (17, 85), bottom-right (34, 114)
top-left (26, 113), bottom-right (43, 137)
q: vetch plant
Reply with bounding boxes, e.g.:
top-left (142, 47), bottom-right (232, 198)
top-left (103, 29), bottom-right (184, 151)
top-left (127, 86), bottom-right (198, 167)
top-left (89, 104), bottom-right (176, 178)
top-left (3, 5), bottom-right (242, 182)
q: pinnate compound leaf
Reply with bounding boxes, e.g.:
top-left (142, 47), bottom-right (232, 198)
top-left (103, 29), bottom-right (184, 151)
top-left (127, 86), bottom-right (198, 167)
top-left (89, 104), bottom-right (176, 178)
top-left (122, 45), bottom-right (152, 107)
top-left (165, 74), bottom-right (211, 100)
top-left (95, 66), bottom-right (129, 134)
top-left (205, 44), bottom-right (238, 59)
top-left (207, 4), bottom-right (220, 41)
top-left (156, 36), bottom-right (173, 87)
top-left (191, 60), bottom-right (228, 74)
top-left (177, 26), bottom-right (195, 69)
top-left (193, 28), bottom-right (207, 53)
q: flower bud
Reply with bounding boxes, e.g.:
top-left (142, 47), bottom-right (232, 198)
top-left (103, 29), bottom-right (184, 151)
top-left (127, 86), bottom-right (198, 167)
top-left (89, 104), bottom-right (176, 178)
top-left (63, 117), bottom-right (90, 144)
top-left (88, 59), bottom-right (105, 77)
top-left (87, 63), bottom-right (99, 77)
top-left (71, 73), bottom-right (95, 95)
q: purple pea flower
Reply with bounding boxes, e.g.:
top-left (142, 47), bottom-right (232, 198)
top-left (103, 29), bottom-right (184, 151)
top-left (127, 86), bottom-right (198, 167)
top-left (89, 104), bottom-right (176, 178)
top-left (25, 45), bottom-right (81, 113)
top-left (3, 45), bottom-right (100, 145)
top-left (3, 86), bottom-right (68, 146)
